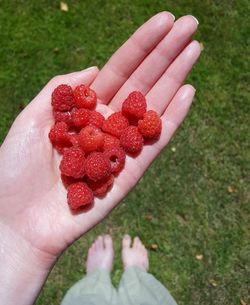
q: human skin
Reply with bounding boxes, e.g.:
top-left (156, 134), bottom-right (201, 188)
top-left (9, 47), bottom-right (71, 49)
top-left (0, 12), bottom-right (200, 305)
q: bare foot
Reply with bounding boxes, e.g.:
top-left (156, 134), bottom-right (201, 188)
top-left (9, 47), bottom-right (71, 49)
top-left (122, 235), bottom-right (149, 271)
top-left (86, 235), bottom-right (114, 274)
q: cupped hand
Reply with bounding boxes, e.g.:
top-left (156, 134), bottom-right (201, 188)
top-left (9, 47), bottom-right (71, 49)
top-left (0, 12), bottom-right (200, 259)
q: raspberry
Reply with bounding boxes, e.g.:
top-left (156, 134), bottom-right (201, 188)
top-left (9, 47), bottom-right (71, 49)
top-left (67, 182), bottom-right (94, 210)
top-left (61, 174), bottom-right (81, 188)
top-left (79, 126), bottom-right (104, 153)
top-left (69, 134), bottom-right (80, 147)
top-left (102, 112), bottom-right (129, 138)
top-left (120, 126), bottom-right (143, 154)
top-left (53, 145), bottom-right (66, 154)
top-left (53, 110), bottom-right (73, 126)
top-left (88, 110), bottom-right (105, 128)
top-left (138, 110), bottom-right (162, 139)
top-left (85, 152), bottom-right (111, 181)
top-left (52, 84), bottom-right (75, 112)
top-left (87, 175), bottom-right (114, 197)
top-left (102, 133), bottom-right (120, 151)
top-left (59, 147), bottom-right (85, 178)
top-left (104, 147), bottom-right (126, 174)
top-left (72, 108), bottom-right (90, 128)
top-left (74, 85), bottom-right (97, 109)
top-left (122, 91), bottom-right (147, 121)
top-left (48, 122), bottom-right (71, 149)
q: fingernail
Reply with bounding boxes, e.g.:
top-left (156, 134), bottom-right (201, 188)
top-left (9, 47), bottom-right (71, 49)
top-left (190, 15), bottom-right (199, 24)
top-left (84, 66), bottom-right (98, 71)
top-left (182, 85), bottom-right (196, 99)
top-left (168, 12), bottom-right (175, 21)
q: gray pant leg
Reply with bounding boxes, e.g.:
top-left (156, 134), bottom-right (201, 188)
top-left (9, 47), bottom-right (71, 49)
top-left (118, 266), bottom-right (178, 305)
top-left (61, 268), bottom-right (118, 305)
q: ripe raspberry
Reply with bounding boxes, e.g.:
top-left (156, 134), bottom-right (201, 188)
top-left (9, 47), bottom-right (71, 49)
top-left (61, 174), bottom-right (81, 188)
top-left (120, 126), bottom-right (143, 154)
top-left (88, 110), bottom-right (105, 128)
top-left (122, 91), bottom-right (147, 121)
top-left (102, 133), bottom-right (120, 151)
top-left (104, 147), bottom-right (126, 174)
top-left (52, 84), bottom-right (75, 111)
top-left (85, 152), bottom-right (111, 181)
top-left (102, 112), bottom-right (129, 138)
top-left (71, 108), bottom-right (90, 127)
top-left (53, 145), bottom-right (67, 154)
top-left (69, 134), bottom-right (80, 147)
top-left (79, 126), bottom-right (104, 153)
top-left (74, 85), bottom-right (97, 109)
top-left (67, 182), bottom-right (94, 210)
top-left (59, 147), bottom-right (85, 178)
top-left (138, 110), bottom-right (162, 139)
top-left (48, 122), bottom-right (71, 149)
top-left (53, 110), bottom-right (73, 126)
top-left (87, 175), bottom-right (114, 197)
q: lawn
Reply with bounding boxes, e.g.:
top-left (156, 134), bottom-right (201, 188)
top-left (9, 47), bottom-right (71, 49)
top-left (0, 1), bottom-right (249, 304)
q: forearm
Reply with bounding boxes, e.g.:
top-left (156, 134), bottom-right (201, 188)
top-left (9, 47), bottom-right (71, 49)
top-left (0, 222), bottom-right (56, 305)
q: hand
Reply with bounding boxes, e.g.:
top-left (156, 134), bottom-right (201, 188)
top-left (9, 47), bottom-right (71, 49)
top-left (0, 12), bottom-right (200, 269)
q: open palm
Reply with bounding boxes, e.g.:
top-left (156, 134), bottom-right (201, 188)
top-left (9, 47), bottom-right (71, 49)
top-left (0, 13), bottom-right (200, 258)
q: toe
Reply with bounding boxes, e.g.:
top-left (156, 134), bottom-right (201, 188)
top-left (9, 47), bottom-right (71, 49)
top-left (122, 234), bottom-right (132, 248)
top-left (133, 236), bottom-right (141, 248)
top-left (91, 239), bottom-right (98, 251)
top-left (104, 234), bottom-right (113, 249)
top-left (96, 235), bottom-right (104, 249)
top-left (88, 246), bottom-right (93, 255)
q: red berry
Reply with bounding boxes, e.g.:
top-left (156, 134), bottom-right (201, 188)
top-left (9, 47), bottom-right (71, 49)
top-left (120, 126), bottom-right (143, 154)
top-left (53, 145), bottom-right (66, 154)
top-left (74, 85), bottom-right (97, 109)
top-left (85, 152), bottom-right (111, 181)
top-left (102, 133), bottom-right (120, 151)
top-left (102, 112), bottom-right (129, 138)
top-left (67, 182), bottom-right (94, 210)
top-left (59, 147), bottom-right (85, 178)
top-left (88, 110), bottom-right (105, 128)
top-left (52, 84), bottom-right (75, 111)
top-left (69, 134), bottom-right (80, 147)
top-left (122, 91), bottom-right (147, 121)
top-left (61, 174), bottom-right (81, 188)
top-left (72, 108), bottom-right (90, 127)
top-left (53, 110), bottom-right (73, 126)
top-left (79, 126), bottom-right (104, 153)
top-left (48, 122), bottom-right (71, 150)
top-left (138, 110), bottom-right (162, 139)
top-left (87, 175), bottom-right (114, 197)
top-left (104, 147), bottom-right (126, 174)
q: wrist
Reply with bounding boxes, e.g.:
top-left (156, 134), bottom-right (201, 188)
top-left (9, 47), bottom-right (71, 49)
top-left (0, 222), bottom-right (57, 305)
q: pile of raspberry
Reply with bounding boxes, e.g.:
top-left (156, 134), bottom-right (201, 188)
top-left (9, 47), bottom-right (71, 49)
top-left (49, 84), bottom-right (162, 210)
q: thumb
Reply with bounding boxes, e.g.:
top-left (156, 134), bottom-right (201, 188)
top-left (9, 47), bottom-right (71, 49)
top-left (13, 66), bottom-right (99, 128)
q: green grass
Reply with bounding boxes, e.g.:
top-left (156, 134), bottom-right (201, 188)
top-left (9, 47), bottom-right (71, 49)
top-left (0, 0), bottom-right (249, 304)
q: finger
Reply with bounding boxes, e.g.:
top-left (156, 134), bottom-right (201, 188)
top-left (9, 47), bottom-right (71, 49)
top-left (107, 84), bottom-right (195, 201)
top-left (145, 41), bottom-right (201, 114)
top-left (24, 67), bottom-right (99, 118)
top-left (135, 84), bottom-right (196, 172)
top-left (109, 15), bottom-right (198, 110)
top-left (91, 12), bottom-right (175, 104)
